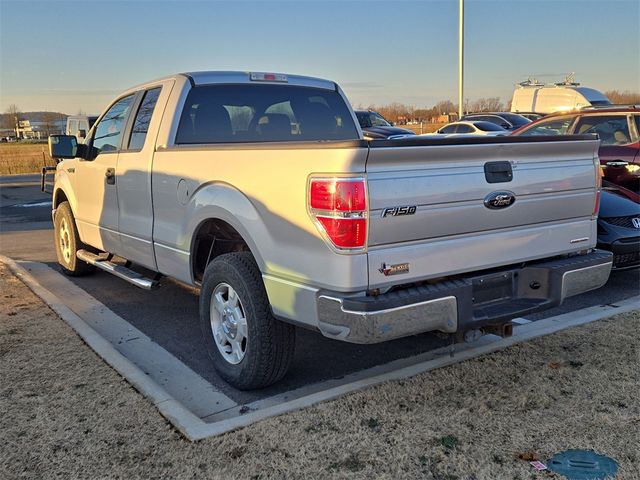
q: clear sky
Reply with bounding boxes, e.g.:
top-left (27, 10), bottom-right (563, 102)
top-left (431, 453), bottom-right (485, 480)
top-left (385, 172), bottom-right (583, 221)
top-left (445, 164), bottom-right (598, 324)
top-left (1, 0), bottom-right (638, 114)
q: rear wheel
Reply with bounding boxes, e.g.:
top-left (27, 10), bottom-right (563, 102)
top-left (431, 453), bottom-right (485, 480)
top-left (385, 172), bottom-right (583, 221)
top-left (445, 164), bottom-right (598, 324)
top-left (199, 252), bottom-right (295, 390)
top-left (54, 202), bottom-right (95, 276)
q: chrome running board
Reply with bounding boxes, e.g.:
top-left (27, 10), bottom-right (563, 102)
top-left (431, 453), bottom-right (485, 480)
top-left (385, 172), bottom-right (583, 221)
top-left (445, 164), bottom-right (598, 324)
top-left (76, 250), bottom-right (159, 290)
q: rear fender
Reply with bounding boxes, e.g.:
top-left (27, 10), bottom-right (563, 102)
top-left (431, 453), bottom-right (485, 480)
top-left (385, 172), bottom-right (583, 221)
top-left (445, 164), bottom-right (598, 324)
top-left (184, 182), bottom-right (268, 274)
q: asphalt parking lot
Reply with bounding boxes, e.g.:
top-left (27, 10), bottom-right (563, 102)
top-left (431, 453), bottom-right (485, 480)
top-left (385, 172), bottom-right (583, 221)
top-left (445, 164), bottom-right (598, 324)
top-left (1, 173), bottom-right (639, 436)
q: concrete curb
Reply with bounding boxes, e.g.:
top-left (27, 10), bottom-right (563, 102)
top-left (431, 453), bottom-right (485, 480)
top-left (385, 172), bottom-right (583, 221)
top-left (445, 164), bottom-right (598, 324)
top-left (3, 254), bottom-right (638, 441)
top-left (1, 255), bottom-right (206, 441)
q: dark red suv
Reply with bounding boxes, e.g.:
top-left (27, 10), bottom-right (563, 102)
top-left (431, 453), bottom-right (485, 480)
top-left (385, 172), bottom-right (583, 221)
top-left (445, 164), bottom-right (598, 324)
top-left (512, 107), bottom-right (640, 194)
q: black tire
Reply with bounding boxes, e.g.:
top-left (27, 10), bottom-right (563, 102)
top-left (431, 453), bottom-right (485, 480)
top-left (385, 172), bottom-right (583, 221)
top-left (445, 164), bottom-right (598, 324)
top-left (199, 252), bottom-right (295, 390)
top-left (53, 201), bottom-right (95, 276)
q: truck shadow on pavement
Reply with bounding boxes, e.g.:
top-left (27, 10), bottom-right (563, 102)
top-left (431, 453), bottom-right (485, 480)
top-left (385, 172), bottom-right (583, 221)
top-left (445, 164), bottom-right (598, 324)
top-left (49, 259), bottom-right (449, 405)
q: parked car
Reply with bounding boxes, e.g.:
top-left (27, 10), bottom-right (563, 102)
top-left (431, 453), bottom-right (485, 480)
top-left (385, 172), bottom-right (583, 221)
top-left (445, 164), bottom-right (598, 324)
top-left (434, 121), bottom-right (507, 136)
top-left (354, 110), bottom-right (416, 139)
top-left (518, 112), bottom-right (545, 122)
top-left (46, 71), bottom-right (611, 389)
top-left (598, 182), bottom-right (640, 270)
top-left (461, 112), bottom-right (531, 131)
top-left (512, 106), bottom-right (640, 192)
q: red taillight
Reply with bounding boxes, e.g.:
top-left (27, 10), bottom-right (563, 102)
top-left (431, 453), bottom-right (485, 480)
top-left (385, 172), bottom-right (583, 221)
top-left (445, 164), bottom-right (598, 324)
top-left (593, 189), bottom-right (601, 216)
top-left (309, 177), bottom-right (368, 250)
top-left (316, 217), bottom-right (367, 248)
top-left (310, 179), bottom-right (366, 211)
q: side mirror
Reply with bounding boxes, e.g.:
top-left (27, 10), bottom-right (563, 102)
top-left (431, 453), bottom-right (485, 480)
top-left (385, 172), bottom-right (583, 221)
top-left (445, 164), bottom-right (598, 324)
top-left (49, 135), bottom-right (78, 159)
top-left (78, 129), bottom-right (86, 138)
top-left (501, 123), bottom-right (510, 129)
top-left (389, 121), bottom-right (395, 126)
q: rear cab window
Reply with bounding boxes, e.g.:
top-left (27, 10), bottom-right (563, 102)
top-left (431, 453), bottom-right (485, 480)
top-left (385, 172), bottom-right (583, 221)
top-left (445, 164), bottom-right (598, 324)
top-left (175, 84), bottom-right (359, 144)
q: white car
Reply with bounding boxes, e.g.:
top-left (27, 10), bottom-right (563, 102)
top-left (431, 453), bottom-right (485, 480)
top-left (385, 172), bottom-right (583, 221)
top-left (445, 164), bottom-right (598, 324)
top-left (434, 121), bottom-right (508, 136)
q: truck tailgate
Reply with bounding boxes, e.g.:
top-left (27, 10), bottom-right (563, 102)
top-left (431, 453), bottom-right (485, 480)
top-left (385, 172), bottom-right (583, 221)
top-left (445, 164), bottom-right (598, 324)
top-left (366, 135), bottom-right (600, 289)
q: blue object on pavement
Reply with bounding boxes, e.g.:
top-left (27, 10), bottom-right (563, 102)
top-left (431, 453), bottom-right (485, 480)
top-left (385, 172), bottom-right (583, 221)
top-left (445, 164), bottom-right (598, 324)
top-left (547, 449), bottom-right (618, 479)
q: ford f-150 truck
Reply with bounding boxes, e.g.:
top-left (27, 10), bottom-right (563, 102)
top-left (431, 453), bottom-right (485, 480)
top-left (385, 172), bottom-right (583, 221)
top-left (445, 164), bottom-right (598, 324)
top-left (47, 71), bottom-right (613, 390)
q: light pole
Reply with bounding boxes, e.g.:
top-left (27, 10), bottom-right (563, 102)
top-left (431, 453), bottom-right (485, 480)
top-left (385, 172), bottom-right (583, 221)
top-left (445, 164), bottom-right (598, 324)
top-left (458, 0), bottom-right (464, 119)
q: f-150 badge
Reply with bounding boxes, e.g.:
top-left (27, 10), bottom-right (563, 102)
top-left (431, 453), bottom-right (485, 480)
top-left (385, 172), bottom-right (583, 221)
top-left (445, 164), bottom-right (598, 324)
top-left (381, 205), bottom-right (417, 217)
top-left (379, 263), bottom-right (410, 276)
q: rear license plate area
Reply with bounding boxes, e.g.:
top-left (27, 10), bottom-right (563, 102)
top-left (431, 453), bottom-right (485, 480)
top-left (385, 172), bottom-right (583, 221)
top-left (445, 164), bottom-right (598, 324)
top-left (472, 272), bottom-right (514, 306)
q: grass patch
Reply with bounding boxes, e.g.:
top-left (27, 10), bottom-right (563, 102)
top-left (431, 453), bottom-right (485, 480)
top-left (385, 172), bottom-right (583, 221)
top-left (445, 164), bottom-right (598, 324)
top-left (0, 143), bottom-right (54, 175)
top-left (439, 435), bottom-right (460, 450)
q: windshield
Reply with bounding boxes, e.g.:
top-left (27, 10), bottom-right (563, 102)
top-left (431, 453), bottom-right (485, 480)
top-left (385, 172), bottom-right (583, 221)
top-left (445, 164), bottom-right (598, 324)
top-left (474, 121), bottom-right (506, 132)
top-left (356, 111), bottom-right (391, 128)
top-left (370, 112), bottom-right (391, 127)
top-left (498, 113), bottom-right (531, 127)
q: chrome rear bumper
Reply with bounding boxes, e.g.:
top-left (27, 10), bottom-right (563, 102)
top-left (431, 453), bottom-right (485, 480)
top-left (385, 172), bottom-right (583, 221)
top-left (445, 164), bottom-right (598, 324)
top-left (317, 250), bottom-right (612, 344)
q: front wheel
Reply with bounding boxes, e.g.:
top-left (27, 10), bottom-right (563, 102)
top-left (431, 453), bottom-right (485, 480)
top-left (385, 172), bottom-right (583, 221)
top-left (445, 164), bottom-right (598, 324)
top-left (199, 252), bottom-right (295, 390)
top-left (53, 201), bottom-right (95, 276)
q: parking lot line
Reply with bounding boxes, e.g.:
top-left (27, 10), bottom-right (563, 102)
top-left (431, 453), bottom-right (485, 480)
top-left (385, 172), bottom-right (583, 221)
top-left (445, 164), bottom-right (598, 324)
top-left (3, 254), bottom-right (638, 441)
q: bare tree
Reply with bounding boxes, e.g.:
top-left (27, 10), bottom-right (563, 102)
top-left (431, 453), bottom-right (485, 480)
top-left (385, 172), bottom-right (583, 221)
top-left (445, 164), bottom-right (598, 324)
top-left (469, 97), bottom-right (504, 113)
top-left (3, 104), bottom-right (21, 136)
top-left (42, 112), bottom-right (59, 136)
top-left (434, 100), bottom-right (456, 115)
top-left (604, 90), bottom-right (640, 105)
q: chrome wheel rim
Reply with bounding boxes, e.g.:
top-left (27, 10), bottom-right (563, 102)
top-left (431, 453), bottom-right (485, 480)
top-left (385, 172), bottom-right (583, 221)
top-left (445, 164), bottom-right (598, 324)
top-left (209, 283), bottom-right (248, 365)
top-left (58, 217), bottom-right (72, 264)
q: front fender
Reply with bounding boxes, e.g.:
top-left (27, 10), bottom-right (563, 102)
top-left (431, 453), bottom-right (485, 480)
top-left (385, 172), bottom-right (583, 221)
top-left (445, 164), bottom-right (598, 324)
top-left (52, 167), bottom-right (78, 214)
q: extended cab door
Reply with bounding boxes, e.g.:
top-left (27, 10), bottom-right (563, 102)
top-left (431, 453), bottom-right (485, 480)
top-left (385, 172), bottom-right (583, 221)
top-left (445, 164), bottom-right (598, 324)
top-left (74, 94), bottom-right (136, 253)
top-left (115, 80), bottom-right (173, 270)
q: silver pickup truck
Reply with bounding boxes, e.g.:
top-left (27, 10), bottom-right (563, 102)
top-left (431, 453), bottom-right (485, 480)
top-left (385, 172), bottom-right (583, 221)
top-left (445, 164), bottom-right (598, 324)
top-left (47, 71), bottom-right (612, 389)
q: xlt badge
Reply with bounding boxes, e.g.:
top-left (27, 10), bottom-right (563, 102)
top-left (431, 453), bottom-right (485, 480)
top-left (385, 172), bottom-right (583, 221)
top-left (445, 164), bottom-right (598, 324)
top-left (379, 263), bottom-right (410, 276)
top-left (381, 205), bottom-right (417, 217)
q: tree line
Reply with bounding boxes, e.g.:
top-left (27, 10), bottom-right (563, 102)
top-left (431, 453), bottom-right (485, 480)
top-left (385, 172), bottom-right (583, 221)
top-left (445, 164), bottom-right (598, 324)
top-left (361, 90), bottom-right (640, 125)
top-left (359, 97), bottom-right (507, 124)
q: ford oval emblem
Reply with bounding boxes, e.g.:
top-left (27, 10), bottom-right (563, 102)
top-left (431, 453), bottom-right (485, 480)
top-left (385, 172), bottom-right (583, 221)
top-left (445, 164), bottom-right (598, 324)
top-left (484, 191), bottom-right (516, 209)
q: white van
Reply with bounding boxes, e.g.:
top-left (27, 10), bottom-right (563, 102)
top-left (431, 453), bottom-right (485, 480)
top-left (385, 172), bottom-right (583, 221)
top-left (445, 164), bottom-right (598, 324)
top-left (511, 82), bottom-right (610, 115)
top-left (65, 115), bottom-right (98, 142)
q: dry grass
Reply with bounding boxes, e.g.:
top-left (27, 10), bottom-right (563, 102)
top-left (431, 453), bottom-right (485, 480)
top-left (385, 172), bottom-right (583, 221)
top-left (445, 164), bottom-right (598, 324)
top-left (401, 122), bottom-right (446, 134)
top-left (0, 144), bottom-right (54, 175)
top-left (1, 262), bottom-right (638, 479)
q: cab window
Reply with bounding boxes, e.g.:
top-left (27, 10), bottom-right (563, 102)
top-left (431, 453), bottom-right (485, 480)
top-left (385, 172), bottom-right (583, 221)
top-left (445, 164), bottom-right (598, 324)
top-left (92, 94), bottom-right (135, 153)
top-left (128, 87), bottom-right (162, 150)
top-left (575, 115), bottom-right (631, 145)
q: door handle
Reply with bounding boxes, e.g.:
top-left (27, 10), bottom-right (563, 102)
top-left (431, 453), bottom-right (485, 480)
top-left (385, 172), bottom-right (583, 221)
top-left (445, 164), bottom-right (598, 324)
top-left (105, 168), bottom-right (115, 185)
top-left (484, 161), bottom-right (513, 183)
